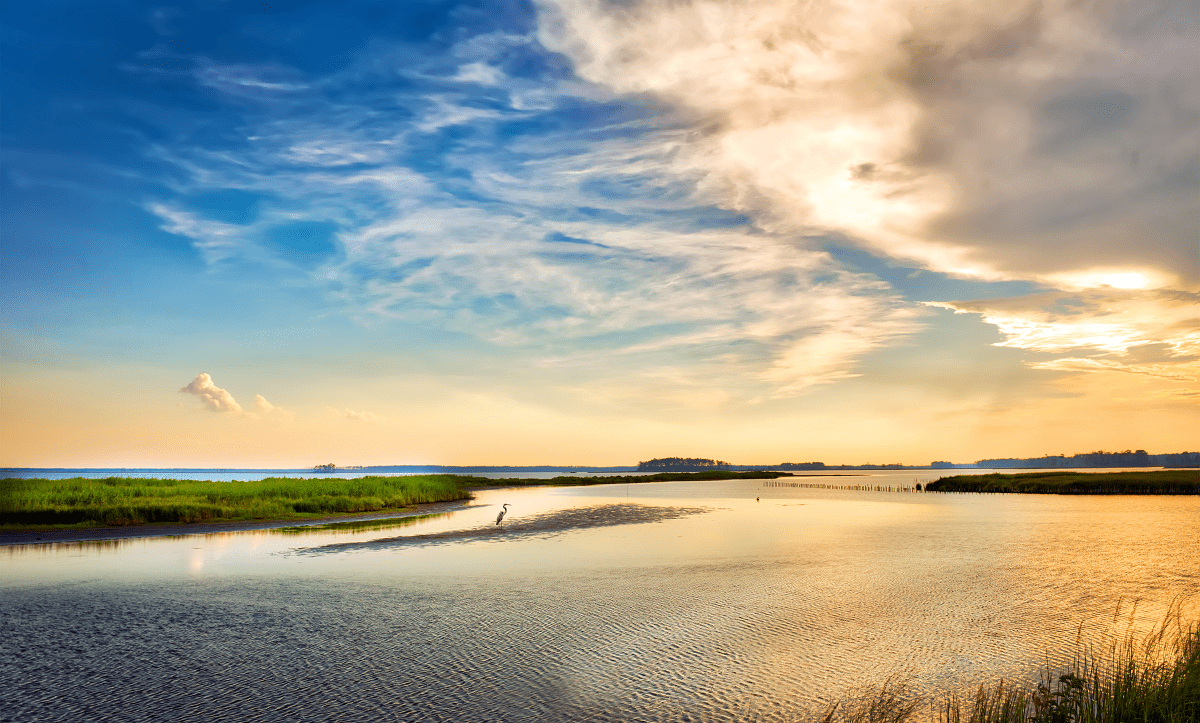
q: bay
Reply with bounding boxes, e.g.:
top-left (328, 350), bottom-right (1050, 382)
top-left (2, 472), bottom-right (1197, 722)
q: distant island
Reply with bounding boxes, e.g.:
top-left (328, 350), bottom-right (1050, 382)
top-left (637, 457), bottom-right (731, 471)
top-left (311, 463), bottom-right (365, 472)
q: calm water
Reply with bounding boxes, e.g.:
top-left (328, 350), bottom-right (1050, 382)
top-left (2, 473), bottom-right (1198, 722)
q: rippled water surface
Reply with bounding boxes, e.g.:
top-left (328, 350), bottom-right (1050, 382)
top-left (3, 474), bottom-right (1198, 722)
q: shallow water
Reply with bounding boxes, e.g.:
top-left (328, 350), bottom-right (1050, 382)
top-left (3, 474), bottom-right (1198, 722)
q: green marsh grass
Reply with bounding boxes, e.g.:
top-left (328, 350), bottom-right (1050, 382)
top-left (925, 471), bottom-right (1199, 495)
top-left (821, 605), bottom-right (1200, 723)
top-left (0, 475), bottom-right (471, 529)
top-left (0, 470), bottom-right (793, 530)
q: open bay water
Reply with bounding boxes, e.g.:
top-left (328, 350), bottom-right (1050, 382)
top-left (2, 472), bottom-right (1198, 722)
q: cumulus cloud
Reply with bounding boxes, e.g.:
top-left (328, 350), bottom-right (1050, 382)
top-left (254, 394), bottom-right (295, 421)
top-left (180, 373), bottom-right (244, 413)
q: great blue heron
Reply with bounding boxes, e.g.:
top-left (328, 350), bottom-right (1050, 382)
top-left (495, 503), bottom-right (510, 527)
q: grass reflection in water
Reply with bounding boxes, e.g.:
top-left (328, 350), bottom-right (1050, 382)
top-left (273, 513), bottom-right (447, 535)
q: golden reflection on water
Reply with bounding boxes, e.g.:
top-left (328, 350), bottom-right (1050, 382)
top-left (272, 512), bottom-right (447, 535)
top-left (1, 477), bottom-right (1198, 723)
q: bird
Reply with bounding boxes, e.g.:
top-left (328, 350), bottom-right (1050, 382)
top-left (495, 503), bottom-right (510, 527)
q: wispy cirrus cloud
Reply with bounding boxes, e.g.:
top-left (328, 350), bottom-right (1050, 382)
top-left (145, 24), bottom-right (921, 402)
top-left (929, 290), bottom-right (1200, 385)
top-left (927, 290), bottom-right (1200, 356)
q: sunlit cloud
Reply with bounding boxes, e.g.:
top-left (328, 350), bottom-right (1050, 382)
top-left (1152, 388), bottom-right (1200, 399)
top-left (1045, 268), bottom-right (1176, 292)
top-left (180, 373), bottom-right (243, 414)
top-left (928, 290), bottom-right (1200, 356)
top-left (1027, 358), bottom-right (1195, 382)
top-left (929, 290), bottom-right (1200, 386)
top-left (536, 0), bottom-right (1198, 289)
top-left (254, 394), bottom-right (295, 422)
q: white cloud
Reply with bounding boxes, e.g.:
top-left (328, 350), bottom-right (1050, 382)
top-left (928, 290), bottom-right (1200, 357)
top-left (149, 43), bottom-right (922, 402)
top-left (180, 373), bottom-right (243, 413)
top-left (254, 394), bottom-right (295, 421)
top-left (150, 205), bottom-right (247, 264)
top-left (929, 290), bottom-right (1200, 383)
top-left (1026, 358), bottom-right (1195, 382)
top-left (535, 0), bottom-right (1199, 290)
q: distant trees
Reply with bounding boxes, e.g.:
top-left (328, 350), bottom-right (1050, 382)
top-left (637, 457), bottom-right (730, 471)
top-left (975, 450), bottom-right (1198, 469)
top-left (312, 463), bottom-right (336, 471)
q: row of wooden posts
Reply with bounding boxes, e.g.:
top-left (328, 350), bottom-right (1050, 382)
top-left (762, 480), bottom-right (927, 492)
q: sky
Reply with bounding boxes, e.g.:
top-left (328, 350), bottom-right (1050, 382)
top-left (1, 0), bottom-right (1197, 468)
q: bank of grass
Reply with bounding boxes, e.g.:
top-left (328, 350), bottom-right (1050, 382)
top-left (925, 470), bottom-right (1199, 495)
top-left (822, 608), bottom-right (1199, 723)
top-left (0, 475), bottom-right (473, 529)
top-left (0, 470), bottom-right (793, 530)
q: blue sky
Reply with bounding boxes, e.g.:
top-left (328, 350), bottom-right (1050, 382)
top-left (2, 0), bottom-right (1196, 467)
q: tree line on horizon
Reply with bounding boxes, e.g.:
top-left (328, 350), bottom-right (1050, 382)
top-left (638, 450), bottom-right (1199, 471)
top-left (973, 449), bottom-right (1200, 469)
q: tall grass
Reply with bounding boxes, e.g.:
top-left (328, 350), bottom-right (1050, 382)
top-left (822, 606), bottom-right (1199, 723)
top-left (925, 471), bottom-right (1199, 495)
top-left (0, 476), bottom-right (471, 528)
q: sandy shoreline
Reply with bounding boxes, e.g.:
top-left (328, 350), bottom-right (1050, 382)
top-left (290, 503), bottom-right (710, 555)
top-left (0, 498), bottom-right (476, 546)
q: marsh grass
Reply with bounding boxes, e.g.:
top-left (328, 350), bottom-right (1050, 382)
top-left (925, 471), bottom-right (1199, 495)
top-left (0, 476), bottom-right (471, 528)
top-left (0, 470), bottom-right (795, 530)
top-left (822, 605), bottom-right (1199, 723)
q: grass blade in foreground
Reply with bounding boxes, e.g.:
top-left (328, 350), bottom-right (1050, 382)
top-left (822, 606), bottom-right (1200, 723)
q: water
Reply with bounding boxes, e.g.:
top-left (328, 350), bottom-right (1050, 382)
top-left (0, 469), bottom-right (639, 482)
top-left (0, 466), bottom-right (1175, 482)
top-left (2, 473), bottom-right (1197, 722)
